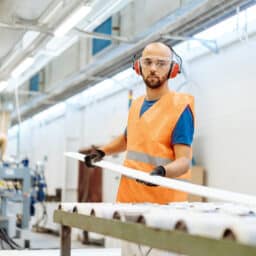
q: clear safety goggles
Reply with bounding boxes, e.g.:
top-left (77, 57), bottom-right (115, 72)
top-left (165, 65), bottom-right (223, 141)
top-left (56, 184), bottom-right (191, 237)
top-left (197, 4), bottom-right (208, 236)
top-left (140, 56), bottom-right (172, 69)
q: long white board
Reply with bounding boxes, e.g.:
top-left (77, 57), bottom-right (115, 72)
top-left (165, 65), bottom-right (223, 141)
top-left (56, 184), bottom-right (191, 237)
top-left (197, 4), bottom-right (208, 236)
top-left (65, 152), bottom-right (256, 206)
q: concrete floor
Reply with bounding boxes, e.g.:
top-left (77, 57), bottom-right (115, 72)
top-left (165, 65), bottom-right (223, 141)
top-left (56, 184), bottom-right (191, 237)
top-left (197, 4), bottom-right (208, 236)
top-left (0, 249), bottom-right (121, 256)
top-left (15, 229), bottom-right (89, 249)
top-left (0, 229), bottom-right (121, 255)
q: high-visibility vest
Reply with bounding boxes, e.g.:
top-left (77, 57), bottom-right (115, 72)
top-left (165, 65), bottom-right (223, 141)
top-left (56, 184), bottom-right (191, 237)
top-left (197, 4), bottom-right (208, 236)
top-left (116, 91), bottom-right (195, 204)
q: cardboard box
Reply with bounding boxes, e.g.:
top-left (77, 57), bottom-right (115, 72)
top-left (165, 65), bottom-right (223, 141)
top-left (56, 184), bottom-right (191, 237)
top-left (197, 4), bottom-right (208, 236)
top-left (188, 166), bottom-right (206, 202)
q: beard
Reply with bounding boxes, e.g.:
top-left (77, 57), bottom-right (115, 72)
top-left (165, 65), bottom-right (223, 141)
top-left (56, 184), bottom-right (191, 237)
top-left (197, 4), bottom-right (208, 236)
top-left (142, 72), bottom-right (168, 89)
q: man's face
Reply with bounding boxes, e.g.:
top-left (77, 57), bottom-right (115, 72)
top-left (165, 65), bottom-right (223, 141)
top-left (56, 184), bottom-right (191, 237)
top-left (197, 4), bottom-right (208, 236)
top-left (140, 45), bottom-right (172, 89)
top-left (141, 56), bottom-right (171, 89)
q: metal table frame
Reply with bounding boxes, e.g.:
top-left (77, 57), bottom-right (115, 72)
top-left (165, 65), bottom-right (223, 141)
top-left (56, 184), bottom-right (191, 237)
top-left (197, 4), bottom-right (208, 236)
top-left (54, 210), bottom-right (256, 256)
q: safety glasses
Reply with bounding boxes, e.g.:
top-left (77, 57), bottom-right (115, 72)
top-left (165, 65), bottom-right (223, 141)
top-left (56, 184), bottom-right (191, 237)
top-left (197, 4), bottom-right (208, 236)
top-left (140, 56), bottom-right (171, 69)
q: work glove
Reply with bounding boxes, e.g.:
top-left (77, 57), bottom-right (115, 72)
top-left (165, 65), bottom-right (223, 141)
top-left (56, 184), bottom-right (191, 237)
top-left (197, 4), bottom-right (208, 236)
top-left (84, 147), bottom-right (105, 168)
top-left (136, 165), bottom-right (166, 187)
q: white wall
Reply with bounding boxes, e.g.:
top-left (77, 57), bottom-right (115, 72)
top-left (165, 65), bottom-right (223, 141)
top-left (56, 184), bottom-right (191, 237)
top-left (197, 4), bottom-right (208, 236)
top-left (48, 42), bottom-right (80, 87)
top-left (189, 39), bottom-right (256, 195)
top-left (7, 116), bottom-right (66, 196)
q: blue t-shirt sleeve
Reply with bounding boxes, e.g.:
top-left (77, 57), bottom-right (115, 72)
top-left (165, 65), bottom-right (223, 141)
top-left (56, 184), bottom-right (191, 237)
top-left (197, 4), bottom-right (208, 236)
top-left (171, 106), bottom-right (194, 146)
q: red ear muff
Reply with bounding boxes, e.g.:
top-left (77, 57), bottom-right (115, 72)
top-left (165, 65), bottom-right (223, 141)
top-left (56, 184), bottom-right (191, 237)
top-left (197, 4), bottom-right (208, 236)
top-left (133, 59), bottom-right (141, 75)
top-left (169, 61), bottom-right (180, 79)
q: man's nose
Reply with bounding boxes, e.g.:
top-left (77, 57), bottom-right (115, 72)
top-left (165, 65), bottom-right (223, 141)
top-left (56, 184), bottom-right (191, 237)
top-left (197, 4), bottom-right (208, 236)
top-left (149, 62), bottom-right (157, 71)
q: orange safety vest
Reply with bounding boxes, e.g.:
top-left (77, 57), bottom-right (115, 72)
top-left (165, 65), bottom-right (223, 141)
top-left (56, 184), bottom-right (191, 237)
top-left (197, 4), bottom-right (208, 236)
top-left (116, 91), bottom-right (195, 204)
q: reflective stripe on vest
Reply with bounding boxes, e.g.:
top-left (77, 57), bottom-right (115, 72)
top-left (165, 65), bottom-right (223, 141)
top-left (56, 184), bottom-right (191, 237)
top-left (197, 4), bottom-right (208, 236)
top-left (126, 150), bottom-right (171, 166)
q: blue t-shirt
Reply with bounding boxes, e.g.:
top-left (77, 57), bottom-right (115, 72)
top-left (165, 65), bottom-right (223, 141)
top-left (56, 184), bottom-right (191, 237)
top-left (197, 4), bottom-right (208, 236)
top-left (125, 99), bottom-right (194, 146)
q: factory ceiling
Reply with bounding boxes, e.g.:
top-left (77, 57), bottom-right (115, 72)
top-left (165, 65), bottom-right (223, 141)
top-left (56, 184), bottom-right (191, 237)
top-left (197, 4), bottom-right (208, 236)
top-left (0, 0), bottom-right (253, 124)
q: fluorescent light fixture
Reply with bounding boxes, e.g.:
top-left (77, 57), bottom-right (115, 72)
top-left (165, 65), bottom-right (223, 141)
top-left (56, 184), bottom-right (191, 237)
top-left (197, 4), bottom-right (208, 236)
top-left (0, 81), bottom-right (8, 93)
top-left (84, 0), bottom-right (130, 31)
top-left (11, 57), bottom-right (35, 78)
top-left (39, 1), bottom-right (63, 24)
top-left (22, 31), bottom-right (40, 50)
top-left (54, 5), bottom-right (92, 37)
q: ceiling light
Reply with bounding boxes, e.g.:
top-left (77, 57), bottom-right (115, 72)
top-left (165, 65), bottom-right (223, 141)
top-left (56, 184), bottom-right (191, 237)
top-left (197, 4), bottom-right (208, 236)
top-left (84, 0), bottom-right (130, 31)
top-left (54, 5), bottom-right (92, 37)
top-left (22, 31), bottom-right (40, 50)
top-left (11, 57), bottom-right (35, 78)
top-left (0, 81), bottom-right (8, 93)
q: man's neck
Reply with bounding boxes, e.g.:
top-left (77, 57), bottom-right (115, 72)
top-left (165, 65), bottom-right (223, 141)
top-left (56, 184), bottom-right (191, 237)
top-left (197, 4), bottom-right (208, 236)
top-left (145, 85), bottom-right (170, 101)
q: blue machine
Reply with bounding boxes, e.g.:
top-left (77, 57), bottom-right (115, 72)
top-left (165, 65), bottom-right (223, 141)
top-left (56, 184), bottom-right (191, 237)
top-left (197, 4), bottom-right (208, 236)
top-left (31, 168), bottom-right (47, 216)
top-left (0, 167), bottom-right (31, 229)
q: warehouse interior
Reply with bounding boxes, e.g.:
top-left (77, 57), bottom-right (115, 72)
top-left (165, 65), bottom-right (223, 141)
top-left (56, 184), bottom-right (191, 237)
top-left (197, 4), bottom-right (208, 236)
top-left (1, 0), bottom-right (256, 255)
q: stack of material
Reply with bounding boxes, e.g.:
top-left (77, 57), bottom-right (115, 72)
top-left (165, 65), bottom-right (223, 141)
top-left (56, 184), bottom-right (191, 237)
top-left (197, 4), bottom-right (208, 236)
top-left (59, 202), bottom-right (256, 246)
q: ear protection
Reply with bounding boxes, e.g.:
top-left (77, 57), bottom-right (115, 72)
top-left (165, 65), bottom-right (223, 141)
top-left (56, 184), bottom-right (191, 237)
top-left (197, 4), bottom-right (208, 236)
top-left (132, 45), bottom-right (182, 79)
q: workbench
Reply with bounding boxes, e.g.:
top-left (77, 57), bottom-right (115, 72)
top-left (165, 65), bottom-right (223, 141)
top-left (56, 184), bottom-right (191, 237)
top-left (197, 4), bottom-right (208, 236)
top-left (53, 208), bottom-right (256, 256)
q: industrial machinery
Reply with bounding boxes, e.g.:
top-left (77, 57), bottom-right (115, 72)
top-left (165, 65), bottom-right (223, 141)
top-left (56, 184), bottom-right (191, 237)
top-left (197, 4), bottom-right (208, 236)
top-left (0, 159), bottom-right (48, 250)
top-left (31, 161), bottom-right (47, 230)
top-left (0, 163), bottom-right (32, 250)
top-left (0, 160), bottom-right (47, 228)
top-left (0, 166), bottom-right (31, 229)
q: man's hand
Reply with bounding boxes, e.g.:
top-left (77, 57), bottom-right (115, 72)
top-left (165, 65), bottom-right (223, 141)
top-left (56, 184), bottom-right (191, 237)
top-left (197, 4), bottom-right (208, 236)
top-left (136, 165), bottom-right (166, 186)
top-left (150, 165), bottom-right (166, 176)
top-left (84, 147), bottom-right (105, 167)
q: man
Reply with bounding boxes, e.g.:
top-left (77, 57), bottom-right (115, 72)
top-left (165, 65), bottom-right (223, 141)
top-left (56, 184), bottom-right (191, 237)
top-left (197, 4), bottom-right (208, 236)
top-left (84, 42), bottom-right (194, 204)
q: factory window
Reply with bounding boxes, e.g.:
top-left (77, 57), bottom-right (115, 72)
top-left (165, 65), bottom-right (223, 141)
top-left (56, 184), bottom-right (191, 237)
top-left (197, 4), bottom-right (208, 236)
top-left (92, 17), bottom-right (112, 55)
top-left (29, 73), bottom-right (40, 92)
top-left (29, 69), bottom-right (45, 92)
